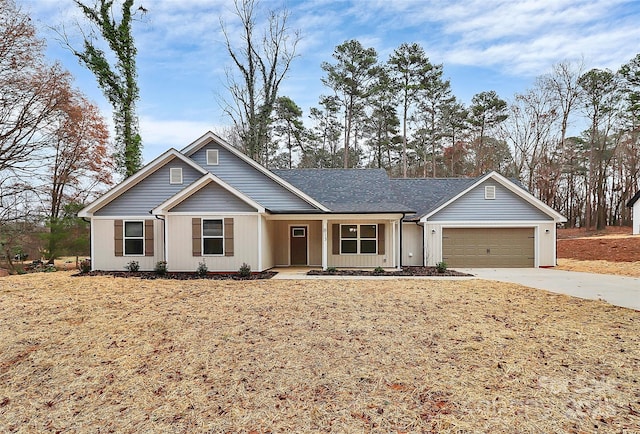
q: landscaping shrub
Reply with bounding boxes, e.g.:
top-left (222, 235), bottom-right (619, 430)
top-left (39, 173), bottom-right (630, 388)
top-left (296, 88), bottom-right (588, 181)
top-left (196, 261), bottom-right (208, 278)
top-left (154, 261), bottom-right (168, 276)
top-left (436, 261), bottom-right (448, 273)
top-left (238, 262), bottom-right (251, 278)
top-left (373, 266), bottom-right (385, 274)
top-left (80, 259), bottom-right (91, 273)
top-left (125, 260), bottom-right (140, 272)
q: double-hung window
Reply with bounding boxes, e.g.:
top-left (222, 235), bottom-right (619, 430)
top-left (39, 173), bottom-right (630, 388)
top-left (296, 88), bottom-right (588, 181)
top-left (124, 221), bottom-right (144, 255)
top-left (203, 219), bottom-right (224, 255)
top-left (340, 224), bottom-right (377, 254)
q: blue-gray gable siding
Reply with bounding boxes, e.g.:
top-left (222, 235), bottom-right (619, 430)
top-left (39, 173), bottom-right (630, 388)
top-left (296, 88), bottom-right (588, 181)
top-left (190, 143), bottom-right (318, 212)
top-left (170, 182), bottom-right (257, 212)
top-left (429, 180), bottom-right (552, 221)
top-left (95, 159), bottom-right (203, 216)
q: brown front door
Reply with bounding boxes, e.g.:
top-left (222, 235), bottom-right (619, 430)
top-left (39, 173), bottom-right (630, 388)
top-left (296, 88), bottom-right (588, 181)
top-left (290, 226), bottom-right (308, 265)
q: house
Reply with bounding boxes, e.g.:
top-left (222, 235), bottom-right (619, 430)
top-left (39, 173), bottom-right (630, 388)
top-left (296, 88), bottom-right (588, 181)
top-left (78, 132), bottom-right (566, 271)
top-left (627, 191), bottom-right (640, 235)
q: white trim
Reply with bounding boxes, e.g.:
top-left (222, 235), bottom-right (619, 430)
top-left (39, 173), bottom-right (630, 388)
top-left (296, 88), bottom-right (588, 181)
top-left (257, 215), bottom-right (263, 271)
top-left (90, 220), bottom-right (95, 271)
top-left (265, 213), bottom-right (404, 221)
top-left (169, 167), bottom-right (183, 184)
top-left (152, 173), bottom-right (265, 214)
top-left (288, 224), bottom-right (309, 266)
top-left (322, 219), bottom-right (328, 270)
top-left (484, 185), bottom-right (496, 200)
top-left (163, 211), bottom-right (259, 216)
top-left (90, 215), bottom-right (156, 220)
top-left (420, 171), bottom-right (566, 223)
top-left (201, 218), bottom-right (224, 256)
top-left (123, 220), bottom-right (145, 256)
top-left (181, 131), bottom-right (330, 212)
top-left (78, 149), bottom-right (207, 217)
top-left (206, 149), bottom-right (219, 165)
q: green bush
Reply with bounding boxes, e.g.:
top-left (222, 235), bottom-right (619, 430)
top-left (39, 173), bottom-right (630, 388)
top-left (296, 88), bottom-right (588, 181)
top-left (154, 261), bottom-right (168, 276)
top-left (436, 261), bottom-right (448, 273)
top-left (373, 266), bottom-right (385, 274)
top-left (196, 261), bottom-right (208, 278)
top-left (238, 262), bottom-right (251, 278)
top-left (80, 259), bottom-right (91, 273)
top-left (125, 260), bottom-right (139, 272)
top-left (326, 266), bottom-right (337, 273)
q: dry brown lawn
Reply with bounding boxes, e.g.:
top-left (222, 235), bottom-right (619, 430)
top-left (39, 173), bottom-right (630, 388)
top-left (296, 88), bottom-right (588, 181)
top-left (557, 258), bottom-right (640, 278)
top-left (1, 272), bottom-right (639, 433)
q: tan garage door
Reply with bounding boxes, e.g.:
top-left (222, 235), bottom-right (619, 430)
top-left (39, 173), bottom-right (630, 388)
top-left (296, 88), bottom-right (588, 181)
top-left (442, 228), bottom-right (535, 268)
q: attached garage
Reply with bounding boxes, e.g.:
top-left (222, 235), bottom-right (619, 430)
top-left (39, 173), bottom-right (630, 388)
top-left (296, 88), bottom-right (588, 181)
top-left (442, 227), bottom-right (535, 268)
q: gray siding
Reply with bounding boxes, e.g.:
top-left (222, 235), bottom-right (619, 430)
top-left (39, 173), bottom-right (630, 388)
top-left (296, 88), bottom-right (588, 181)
top-left (170, 182), bottom-right (258, 212)
top-left (95, 159), bottom-right (203, 216)
top-left (429, 180), bottom-right (552, 221)
top-left (190, 143), bottom-right (318, 211)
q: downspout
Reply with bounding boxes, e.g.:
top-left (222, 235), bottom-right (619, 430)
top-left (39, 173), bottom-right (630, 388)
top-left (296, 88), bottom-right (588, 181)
top-left (153, 214), bottom-right (166, 263)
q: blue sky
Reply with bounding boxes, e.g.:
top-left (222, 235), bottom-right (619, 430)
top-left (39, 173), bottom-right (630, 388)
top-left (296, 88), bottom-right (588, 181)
top-left (21, 0), bottom-right (640, 164)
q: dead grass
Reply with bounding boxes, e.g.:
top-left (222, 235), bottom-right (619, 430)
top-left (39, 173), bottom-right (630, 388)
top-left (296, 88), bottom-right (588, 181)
top-left (1, 272), bottom-right (639, 433)
top-left (557, 258), bottom-right (640, 278)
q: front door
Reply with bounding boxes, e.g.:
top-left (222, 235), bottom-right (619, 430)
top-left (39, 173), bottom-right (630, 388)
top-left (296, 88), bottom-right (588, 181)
top-left (290, 226), bottom-right (308, 265)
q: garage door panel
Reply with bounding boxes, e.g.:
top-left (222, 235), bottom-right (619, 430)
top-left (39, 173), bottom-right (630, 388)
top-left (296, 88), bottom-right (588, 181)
top-left (442, 228), bottom-right (534, 268)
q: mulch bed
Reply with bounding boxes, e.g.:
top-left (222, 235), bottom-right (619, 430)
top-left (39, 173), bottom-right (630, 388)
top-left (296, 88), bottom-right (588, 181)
top-left (308, 266), bottom-right (472, 277)
top-left (73, 271), bottom-right (277, 280)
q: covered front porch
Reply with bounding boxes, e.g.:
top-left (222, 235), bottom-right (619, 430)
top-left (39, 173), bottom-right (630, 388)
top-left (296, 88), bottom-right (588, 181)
top-left (262, 214), bottom-right (404, 270)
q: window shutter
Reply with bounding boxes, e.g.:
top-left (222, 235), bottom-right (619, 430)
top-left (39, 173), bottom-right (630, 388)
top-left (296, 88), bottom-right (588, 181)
top-left (224, 218), bottom-right (234, 257)
top-left (332, 224), bottom-right (340, 255)
top-left (114, 220), bottom-right (123, 256)
top-left (145, 220), bottom-right (154, 256)
top-left (378, 223), bottom-right (385, 255)
top-left (192, 218), bottom-right (201, 256)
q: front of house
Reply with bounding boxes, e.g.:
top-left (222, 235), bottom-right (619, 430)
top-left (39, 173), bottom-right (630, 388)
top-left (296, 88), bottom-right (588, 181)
top-left (78, 132), bottom-right (566, 271)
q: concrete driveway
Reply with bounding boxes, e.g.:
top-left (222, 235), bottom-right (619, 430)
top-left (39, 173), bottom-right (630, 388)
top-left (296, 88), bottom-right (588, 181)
top-left (460, 268), bottom-right (640, 311)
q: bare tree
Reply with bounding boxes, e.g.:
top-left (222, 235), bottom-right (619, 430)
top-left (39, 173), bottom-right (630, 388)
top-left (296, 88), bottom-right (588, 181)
top-left (220, 0), bottom-right (300, 164)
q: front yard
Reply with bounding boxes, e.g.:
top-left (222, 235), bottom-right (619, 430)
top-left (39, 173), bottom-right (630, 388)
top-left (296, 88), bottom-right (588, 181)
top-left (1, 272), bottom-right (638, 433)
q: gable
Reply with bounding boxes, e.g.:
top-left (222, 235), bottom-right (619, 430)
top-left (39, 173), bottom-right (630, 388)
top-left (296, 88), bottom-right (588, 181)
top-left (189, 142), bottom-right (321, 212)
top-left (169, 182), bottom-right (258, 213)
top-left (429, 179), bottom-right (553, 222)
top-left (95, 158), bottom-right (203, 216)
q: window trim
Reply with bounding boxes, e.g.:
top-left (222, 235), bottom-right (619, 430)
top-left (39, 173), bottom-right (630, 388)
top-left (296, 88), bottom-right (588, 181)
top-left (123, 220), bottom-right (144, 256)
top-left (339, 224), bottom-right (378, 255)
top-left (169, 167), bottom-right (183, 184)
top-left (206, 149), bottom-right (219, 166)
top-left (202, 218), bottom-right (224, 256)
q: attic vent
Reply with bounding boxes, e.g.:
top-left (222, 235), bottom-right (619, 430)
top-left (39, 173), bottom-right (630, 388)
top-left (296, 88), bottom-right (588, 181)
top-left (485, 185), bottom-right (496, 200)
top-left (207, 149), bottom-right (219, 165)
top-left (170, 167), bottom-right (183, 184)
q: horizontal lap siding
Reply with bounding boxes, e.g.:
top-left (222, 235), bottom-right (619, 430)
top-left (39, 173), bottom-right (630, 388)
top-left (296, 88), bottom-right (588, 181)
top-left (95, 159), bottom-right (203, 216)
top-left (170, 182), bottom-right (257, 212)
top-left (430, 180), bottom-right (552, 222)
top-left (190, 144), bottom-right (318, 212)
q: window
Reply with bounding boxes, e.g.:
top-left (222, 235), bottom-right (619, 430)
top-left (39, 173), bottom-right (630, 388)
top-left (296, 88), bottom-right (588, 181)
top-left (485, 185), bottom-right (496, 200)
top-left (202, 219), bottom-right (223, 255)
top-left (124, 221), bottom-right (144, 255)
top-left (292, 227), bottom-right (306, 237)
top-left (340, 224), bottom-right (377, 254)
top-left (206, 149), bottom-right (219, 165)
top-left (170, 167), bottom-right (183, 184)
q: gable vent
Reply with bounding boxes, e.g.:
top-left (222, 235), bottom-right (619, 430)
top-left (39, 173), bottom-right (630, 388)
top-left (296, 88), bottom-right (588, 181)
top-left (484, 185), bottom-right (496, 200)
top-left (207, 149), bottom-right (219, 165)
top-left (170, 167), bottom-right (183, 184)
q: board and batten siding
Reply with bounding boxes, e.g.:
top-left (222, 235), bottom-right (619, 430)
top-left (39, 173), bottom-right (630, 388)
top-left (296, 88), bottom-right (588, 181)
top-left (189, 143), bottom-right (318, 212)
top-left (92, 218), bottom-right (164, 271)
top-left (166, 214), bottom-right (259, 272)
top-left (261, 216), bottom-right (275, 270)
top-left (272, 220), bottom-right (322, 266)
top-left (429, 180), bottom-right (552, 222)
top-left (402, 223), bottom-right (423, 266)
top-left (95, 159), bottom-right (203, 216)
top-left (169, 182), bottom-right (257, 213)
top-left (328, 220), bottom-right (390, 268)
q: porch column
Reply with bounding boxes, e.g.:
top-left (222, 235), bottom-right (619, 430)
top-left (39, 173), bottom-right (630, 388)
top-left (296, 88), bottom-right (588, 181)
top-left (322, 218), bottom-right (328, 270)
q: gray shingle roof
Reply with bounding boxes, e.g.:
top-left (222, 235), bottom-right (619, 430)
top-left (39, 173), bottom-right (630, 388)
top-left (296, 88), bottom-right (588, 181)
top-left (273, 168), bottom-right (414, 213)
top-left (390, 177), bottom-right (479, 220)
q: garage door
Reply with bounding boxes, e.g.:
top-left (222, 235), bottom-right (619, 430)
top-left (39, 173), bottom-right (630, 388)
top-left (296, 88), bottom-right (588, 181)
top-left (442, 228), bottom-right (535, 267)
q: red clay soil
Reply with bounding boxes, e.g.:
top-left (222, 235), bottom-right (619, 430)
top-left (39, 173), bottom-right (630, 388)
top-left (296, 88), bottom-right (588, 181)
top-left (557, 226), bottom-right (640, 262)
